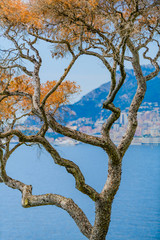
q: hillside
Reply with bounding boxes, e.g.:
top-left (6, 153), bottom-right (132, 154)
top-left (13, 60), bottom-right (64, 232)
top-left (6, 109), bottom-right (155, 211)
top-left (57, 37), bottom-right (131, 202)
top-left (65, 66), bottom-right (160, 122)
top-left (25, 65), bottom-right (160, 127)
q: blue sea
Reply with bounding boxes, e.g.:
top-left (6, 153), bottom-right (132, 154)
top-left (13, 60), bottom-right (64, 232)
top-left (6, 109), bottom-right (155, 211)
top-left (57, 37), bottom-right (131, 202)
top-left (0, 144), bottom-right (159, 240)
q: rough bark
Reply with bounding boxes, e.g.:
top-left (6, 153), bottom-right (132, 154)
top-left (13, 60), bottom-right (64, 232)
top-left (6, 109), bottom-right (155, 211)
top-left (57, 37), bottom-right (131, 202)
top-left (0, 130), bottom-right (99, 201)
top-left (47, 114), bottom-right (121, 163)
top-left (90, 161), bottom-right (122, 240)
top-left (0, 2), bottom-right (159, 238)
top-left (0, 148), bottom-right (92, 239)
top-left (118, 39), bottom-right (147, 156)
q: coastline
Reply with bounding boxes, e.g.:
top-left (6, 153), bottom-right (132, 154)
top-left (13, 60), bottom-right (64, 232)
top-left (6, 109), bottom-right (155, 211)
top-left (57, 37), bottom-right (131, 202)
top-left (10, 136), bottom-right (160, 146)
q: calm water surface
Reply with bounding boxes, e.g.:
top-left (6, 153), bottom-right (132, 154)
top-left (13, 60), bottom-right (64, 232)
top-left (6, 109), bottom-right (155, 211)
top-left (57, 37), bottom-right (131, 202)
top-left (0, 144), bottom-right (159, 240)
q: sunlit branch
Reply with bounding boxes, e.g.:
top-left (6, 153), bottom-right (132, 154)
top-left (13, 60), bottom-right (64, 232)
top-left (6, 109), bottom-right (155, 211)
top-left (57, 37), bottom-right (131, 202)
top-left (0, 129), bottom-right (99, 201)
top-left (0, 147), bottom-right (92, 238)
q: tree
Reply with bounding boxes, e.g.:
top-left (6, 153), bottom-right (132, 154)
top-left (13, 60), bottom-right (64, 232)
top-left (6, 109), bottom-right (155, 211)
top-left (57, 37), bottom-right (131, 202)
top-left (0, 1), bottom-right (159, 239)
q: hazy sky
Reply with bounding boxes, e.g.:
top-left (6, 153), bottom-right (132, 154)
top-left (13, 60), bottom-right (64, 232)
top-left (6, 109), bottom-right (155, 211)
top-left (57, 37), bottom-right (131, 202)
top-left (0, 38), bottom-right (158, 103)
top-left (38, 41), bottom-right (158, 102)
top-left (38, 42), bottom-right (111, 102)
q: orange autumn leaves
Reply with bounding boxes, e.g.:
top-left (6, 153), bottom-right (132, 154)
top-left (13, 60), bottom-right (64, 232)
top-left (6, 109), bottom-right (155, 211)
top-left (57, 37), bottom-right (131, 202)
top-left (0, 0), bottom-right (159, 47)
top-left (28, 0), bottom-right (159, 50)
top-left (0, 0), bottom-right (159, 29)
top-left (41, 80), bottom-right (79, 113)
top-left (0, 73), bottom-right (79, 121)
top-left (0, 0), bottom-right (41, 28)
top-left (0, 74), bottom-right (32, 121)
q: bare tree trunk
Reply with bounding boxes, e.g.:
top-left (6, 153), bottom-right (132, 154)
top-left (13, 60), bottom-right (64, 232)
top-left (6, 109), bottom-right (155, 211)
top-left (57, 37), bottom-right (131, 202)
top-left (90, 160), bottom-right (122, 240)
top-left (90, 199), bottom-right (112, 240)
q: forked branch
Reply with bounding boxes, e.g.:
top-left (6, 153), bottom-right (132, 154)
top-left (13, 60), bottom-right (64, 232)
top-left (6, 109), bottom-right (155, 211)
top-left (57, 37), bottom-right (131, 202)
top-left (0, 148), bottom-right (92, 239)
top-left (0, 130), bottom-right (99, 201)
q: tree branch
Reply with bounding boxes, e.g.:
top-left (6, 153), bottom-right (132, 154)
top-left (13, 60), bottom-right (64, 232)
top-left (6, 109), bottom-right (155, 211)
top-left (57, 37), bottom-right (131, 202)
top-left (47, 114), bottom-right (120, 163)
top-left (102, 103), bottom-right (121, 136)
top-left (80, 49), bottom-right (112, 73)
top-left (0, 63), bottom-right (33, 76)
top-left (0, 147), bottom-right (92, 238)
top-left (143, 43), bottom-right (160, 81)
top-left (0, 90), bottom-right (32, 100)
top-left (28, 28), bottom-right (76, 58)
top-left (41, 53), bottom-right (80, 107)
top-left (118, 39), bottom-right (147, 156)
top-left (0, 129), bottom-right (99, 201)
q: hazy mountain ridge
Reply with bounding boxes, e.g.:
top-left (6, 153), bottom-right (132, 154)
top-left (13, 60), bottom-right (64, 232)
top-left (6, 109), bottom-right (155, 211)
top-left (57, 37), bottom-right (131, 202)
top-left (25, 65), bottom-right (160, 127)
top-left (65, 66), bottom-right (160, 122)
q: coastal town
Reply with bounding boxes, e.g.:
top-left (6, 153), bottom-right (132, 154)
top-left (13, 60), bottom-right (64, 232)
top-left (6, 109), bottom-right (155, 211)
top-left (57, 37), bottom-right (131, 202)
top-left (17, 102), bottom-right (160, 146)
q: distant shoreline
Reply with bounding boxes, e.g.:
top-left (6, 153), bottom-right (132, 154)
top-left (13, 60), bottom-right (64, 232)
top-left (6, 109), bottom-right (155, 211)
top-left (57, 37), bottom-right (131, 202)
top-left (10, 137), bottom-right (160, 146)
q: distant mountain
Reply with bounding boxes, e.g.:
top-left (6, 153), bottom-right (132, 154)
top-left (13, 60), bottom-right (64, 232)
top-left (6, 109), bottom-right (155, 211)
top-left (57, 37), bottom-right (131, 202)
top-left (24, 65), bottom-right (160, 127)
top-left (65, 65), bottom-right (160, 122)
